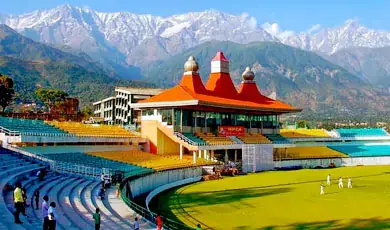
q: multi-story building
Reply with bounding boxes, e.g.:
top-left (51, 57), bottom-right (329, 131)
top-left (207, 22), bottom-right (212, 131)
top-left (93, 87), bottom-right (164, 125)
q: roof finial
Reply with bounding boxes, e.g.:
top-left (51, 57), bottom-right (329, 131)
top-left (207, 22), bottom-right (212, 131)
top-left (242, 66), bottom-right (255, 81)
top-left (184, 56), bottom-right (199, 73)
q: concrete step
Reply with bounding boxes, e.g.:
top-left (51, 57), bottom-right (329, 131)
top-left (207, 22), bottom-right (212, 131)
top-left (47, 177), bottom-right (78, 230)
top-left (58, 178), bottom-right (92, 229)
top-left (83, 182), bottom-right (116, 230)
top-left (92, 186), bottom-right (131, 229)
top-left (104, 189), bottom-right (156, 229)
top-left (69, 180), bottom-right (95, 229)
top-left (32, 177), bottom-right (68, 230)
top-left (0, 165), bottom-right (46, 230)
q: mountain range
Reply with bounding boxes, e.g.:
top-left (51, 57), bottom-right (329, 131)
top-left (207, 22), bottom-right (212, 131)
top-left (144, 41), bottom-right (390, 116)
top-left (1, 4), bottom-right (390, 89)
top-left (0, 4), bottom-right (390, 116)
top-left (0, 24), bottom-right (150, 106)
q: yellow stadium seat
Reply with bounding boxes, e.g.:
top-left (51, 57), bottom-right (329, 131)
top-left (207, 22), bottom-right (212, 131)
top-left (273, 146), bottom-right (347, 160)
top-left (46, 121), bottom-right (139, 138)
top-left (280, 129), bottom-right (330, 138)
top-left (86, 150), bottom-right (215, 171)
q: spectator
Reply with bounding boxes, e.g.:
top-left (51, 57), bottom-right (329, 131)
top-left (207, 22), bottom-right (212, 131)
top-left (42, 195), bottom-right (49, 230)
top-left (97, 188), bottom-right (105, 200)
top-left (13, 182), bottom-right (23, 224)
top-left (48, 202), bottom-right (57, 230)
top-left (93, 208), bottom-right (101, 230)
top-left (116, 182), bottom-right (120, 197)
top-left (134, 217), bottom-right (139, 230)
top-left (33, 189), bottom-right (40, 210)
top-left (156, 213), bottom-right (163, 230)
top-left (100, 173), bottom-right (105, 188)
top-left (196, 224), bottom-right (202, 230)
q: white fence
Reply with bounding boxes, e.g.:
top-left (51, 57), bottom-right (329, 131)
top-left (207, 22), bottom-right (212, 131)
top-left (129, 167), bottom-right (202, 198)
top-left (274, 158), bottom-right (343, 168)
top-left (6, 145), bottom-right (103, 180)
top-left (274, 156), bottom-right (390, 168)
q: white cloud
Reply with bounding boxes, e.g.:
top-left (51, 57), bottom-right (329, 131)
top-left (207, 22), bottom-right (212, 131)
top-left (241, 12), bottom-right (258, 30)
top-left (261, 22), bottom-right (295, 38)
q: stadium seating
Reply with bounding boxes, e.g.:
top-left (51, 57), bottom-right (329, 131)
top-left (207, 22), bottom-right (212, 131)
top-left (182, 133), bottom-right (207, 145)
top-left (263, 134), bottom-right (291, 144)
top-left (0, 148), bottom-right (153, 229)
top-left (280, 129), bottom-right (330, 138)
top-left (36, 152), bottom-right (152, 177)
top-left (0, 117), bottom-right (69, 136)
top-left (47, 121), bottom-right (139, 138)
top-left (238, 133), bottom-right (272, 144)
top-left (328, 145), bottom-right (390, 157)
top-left (274, 146), bottom-right (347, 160)
top-left (336, 128), bottom-right (389, 137)
top-left (196, 133), bottom-right (235, 145)
top-left (87, 150), bottom-right (213, 171)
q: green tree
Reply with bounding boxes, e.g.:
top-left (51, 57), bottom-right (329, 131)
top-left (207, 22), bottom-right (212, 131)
top-left (81, 106), bottom-right (93, 119)
top-left (0, 74), bottom-right (15, 113)
top-left (297, 120), bottom-right (307, 129)
top-left (35, 88), bottom-right (68, 112)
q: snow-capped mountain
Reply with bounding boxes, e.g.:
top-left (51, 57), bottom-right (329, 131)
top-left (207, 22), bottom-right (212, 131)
top-left (1, 4), bottom-right (276, 66)
top-left (268, 19), bottom-right (390, 54)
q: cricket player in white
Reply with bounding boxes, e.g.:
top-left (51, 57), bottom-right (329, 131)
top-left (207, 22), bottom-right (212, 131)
top-left (327, 174), bottom-right (331, 185)
top-left (348, 178), bottom-right (352, 188)
top-left (338, 177), bottom-right (343, 188)
top-left (320, 183), bottom-right (325, 195)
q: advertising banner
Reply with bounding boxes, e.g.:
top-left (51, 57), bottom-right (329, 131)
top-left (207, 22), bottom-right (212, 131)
top-left (218, 126), bottom-right (245, 136)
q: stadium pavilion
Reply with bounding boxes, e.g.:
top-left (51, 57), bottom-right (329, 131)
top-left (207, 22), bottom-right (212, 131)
top-left (132, 52), bottom-right (301, 172)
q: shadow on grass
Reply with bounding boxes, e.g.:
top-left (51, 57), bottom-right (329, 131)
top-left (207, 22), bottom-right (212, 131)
top-left (246, 218), bottom-right (390, 230)
top-left (176, 187), bottom-right (292, 208)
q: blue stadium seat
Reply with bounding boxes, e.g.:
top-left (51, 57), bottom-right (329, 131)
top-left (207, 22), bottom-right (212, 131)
top-left (0, 117), bottom-right (69, 136)
top-left (329, 145), bottom-right (390, 157)
top-left (336, 128), bottom-right (389, 137)
top-left (263, 134), bottom-right (290, 144)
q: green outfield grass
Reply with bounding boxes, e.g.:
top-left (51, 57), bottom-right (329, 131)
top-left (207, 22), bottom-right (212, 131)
top-left (150, 166), bottom-right (390, 230)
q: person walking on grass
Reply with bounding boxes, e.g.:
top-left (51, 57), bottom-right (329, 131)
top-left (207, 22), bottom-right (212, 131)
top-left (326, 174), bottom-right (331, 186)
top-left (134, 217), bottom-right (140, 230)
top-left (93, 208), bottom-right (101, 230)
top-left (320, 183), bottom-right (325, 195)
top-left (42, 195), bottom-right (50, 230)
top-left (338, 177), bottom-right (344, 188)
top-left (48, 202), bottom-right (57, 230)
top-left (13, 182), bottom-right (23, 224)
top-left (348, 177), bottom-right (353, 188)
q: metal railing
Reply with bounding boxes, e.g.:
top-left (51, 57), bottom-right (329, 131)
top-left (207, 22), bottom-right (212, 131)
top-left (173, 132), bottom-right (201, 146)
top-left (121, 181), bottom-right (194, 230)
top-left (6, 146), bottom-right (103, 180)
top-left (0, 125), bottom-right (20, 136)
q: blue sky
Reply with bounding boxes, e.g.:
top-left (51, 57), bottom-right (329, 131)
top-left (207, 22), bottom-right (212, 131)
top-left (2, 0), bottom-right (389, 32)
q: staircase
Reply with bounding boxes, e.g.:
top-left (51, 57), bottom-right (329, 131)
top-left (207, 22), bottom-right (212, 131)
top-left (156, 122), bottom-right (198, 151)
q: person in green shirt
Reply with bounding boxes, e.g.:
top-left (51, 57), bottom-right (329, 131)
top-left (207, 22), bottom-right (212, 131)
top-left (196, 223), bottom-right (202, 230)
top-left (93, 208), bottom-right (101, 230)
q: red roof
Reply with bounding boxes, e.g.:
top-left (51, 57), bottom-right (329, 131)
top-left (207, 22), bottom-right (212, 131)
top-left (137, 52), bottom-right (300, 113)
top-left (211, 51), bottom-right (229, 62)
top-left (138, 72), bottom-right (299, 112)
